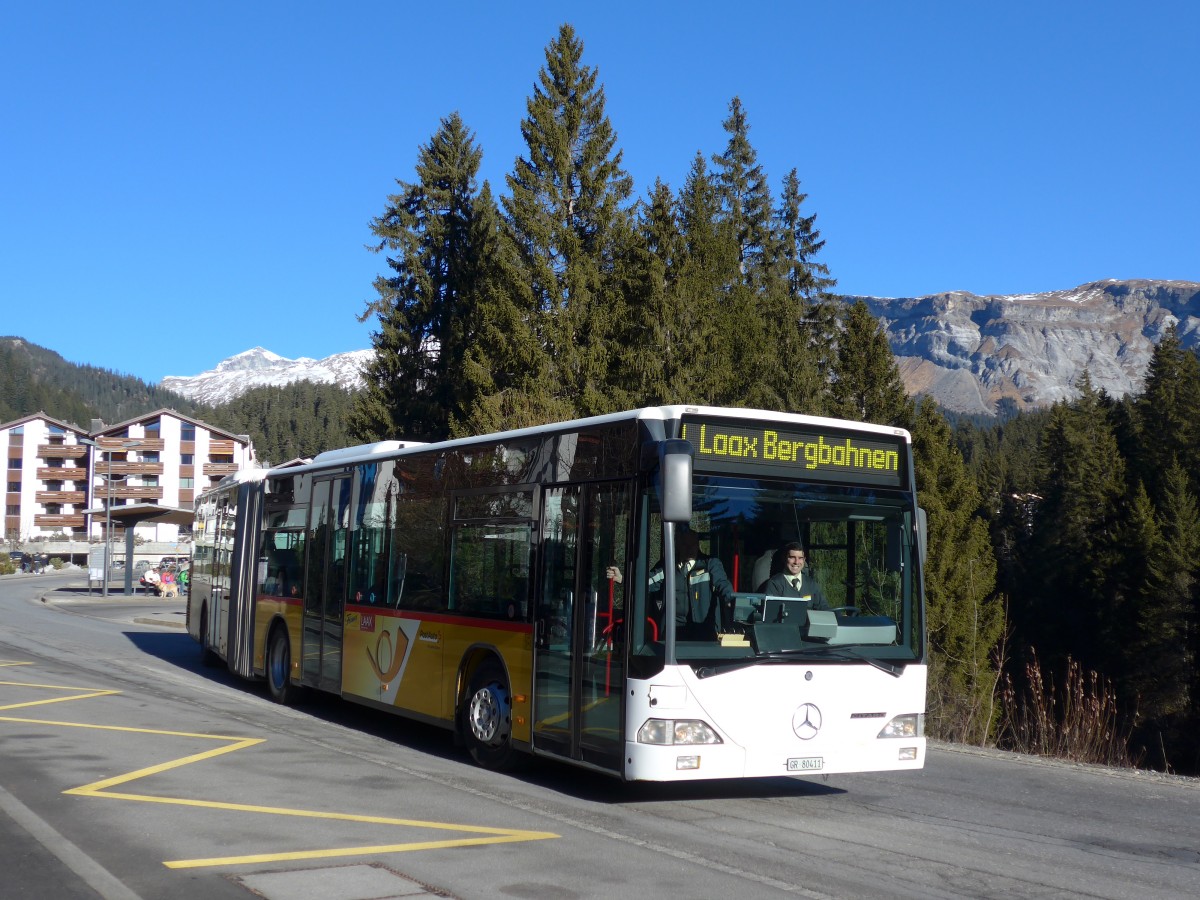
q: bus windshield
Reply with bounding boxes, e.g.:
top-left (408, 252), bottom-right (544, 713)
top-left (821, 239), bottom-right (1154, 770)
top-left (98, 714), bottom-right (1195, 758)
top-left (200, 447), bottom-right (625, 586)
top-left (630, 474), bottom-right (923, 674)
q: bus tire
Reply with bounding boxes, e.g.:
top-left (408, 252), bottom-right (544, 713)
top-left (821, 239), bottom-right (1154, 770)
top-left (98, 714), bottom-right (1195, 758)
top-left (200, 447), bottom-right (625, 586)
top-left (462, 661), bottom-right (517, 770)
top-left (266, 625), bottom-right (295, 705)
top-left (199, 607), bottom-right (220, 668)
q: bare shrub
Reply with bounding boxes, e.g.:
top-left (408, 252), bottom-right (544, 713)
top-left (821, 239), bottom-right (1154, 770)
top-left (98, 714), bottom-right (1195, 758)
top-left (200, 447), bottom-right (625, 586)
top-left (997, 648), bottom-right (1141, 767)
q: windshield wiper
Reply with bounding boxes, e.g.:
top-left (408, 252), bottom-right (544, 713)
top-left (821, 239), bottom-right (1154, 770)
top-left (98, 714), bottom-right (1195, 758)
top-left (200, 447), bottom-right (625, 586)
top-left (695, 645), bottom-right (905, 679)
top-left (796, 645), bottom-right (905, 677)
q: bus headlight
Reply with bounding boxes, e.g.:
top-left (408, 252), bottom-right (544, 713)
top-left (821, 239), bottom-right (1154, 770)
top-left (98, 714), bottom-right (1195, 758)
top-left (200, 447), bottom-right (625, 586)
top-left (878, 713), bottom-right (924, 738)
top-left (637, 718), bottom-right (723, 745)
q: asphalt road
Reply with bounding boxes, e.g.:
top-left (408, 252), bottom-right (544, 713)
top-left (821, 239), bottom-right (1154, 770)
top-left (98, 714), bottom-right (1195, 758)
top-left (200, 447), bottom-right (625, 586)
top-left (1, 570), bottom-right (1198, 899)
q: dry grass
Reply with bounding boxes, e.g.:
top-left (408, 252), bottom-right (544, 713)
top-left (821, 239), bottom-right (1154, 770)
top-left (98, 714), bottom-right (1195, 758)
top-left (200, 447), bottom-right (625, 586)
top-left (996, 648), bottom-right (1140, 767)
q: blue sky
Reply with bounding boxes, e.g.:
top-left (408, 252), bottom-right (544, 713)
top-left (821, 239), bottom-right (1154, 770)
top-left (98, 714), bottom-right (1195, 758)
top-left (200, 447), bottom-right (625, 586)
top-left (3, 2), bottom-right (1197, 385)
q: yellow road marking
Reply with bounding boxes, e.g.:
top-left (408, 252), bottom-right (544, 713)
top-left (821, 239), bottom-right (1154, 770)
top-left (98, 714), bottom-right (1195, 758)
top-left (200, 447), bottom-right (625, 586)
top-left (0, 678), bottom-right (120, 711)
top-left (0, 673), bottom-right (560, 868)
top-left (165, 830), bottom-right (558, 869)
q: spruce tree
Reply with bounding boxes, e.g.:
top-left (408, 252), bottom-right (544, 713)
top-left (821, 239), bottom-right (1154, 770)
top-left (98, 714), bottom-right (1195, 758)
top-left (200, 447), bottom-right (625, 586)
top-left (828, 300), bottom-right (914, 428)
top-left (452, 183), bottom-right (571, 435)
top-left (351, 112), bottom-right (488, 442)
top-left (707, 99), bottom-right (778, 406)
top-left (711, 97), bottom-right (777, 289)
top-left (759, 168), bottom-right (836, 415)
top-left (772, 169), bottom-right (836, 303)
top-left (1135, 324), bottom-right (1200, 497)
top-left (503, 24), bottom-right (634, 417)
top-left (1135, 462), bottom-right (1200, 765)
top-left (1025, 373), bottom-right (1127, 675)
top-left (614, 180), bottom-right (693, 406)
top-left (674, 153), bottom-right (742, 403)
top-left (1109, 481), bottom-right (1161, 697)
top-left (913, 397), bottom-right (1004, 743)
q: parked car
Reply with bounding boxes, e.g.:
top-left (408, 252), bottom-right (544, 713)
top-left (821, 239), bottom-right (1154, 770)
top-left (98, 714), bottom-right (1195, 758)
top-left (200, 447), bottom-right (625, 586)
top-left (159, 556), bottom-right (187, 569)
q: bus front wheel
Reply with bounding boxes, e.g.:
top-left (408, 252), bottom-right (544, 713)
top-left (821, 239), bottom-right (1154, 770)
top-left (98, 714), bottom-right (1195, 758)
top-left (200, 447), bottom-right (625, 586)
top-left (462, 662), bottom-right (516, 770)
top-left (266, 626), bottom-right (295, 705)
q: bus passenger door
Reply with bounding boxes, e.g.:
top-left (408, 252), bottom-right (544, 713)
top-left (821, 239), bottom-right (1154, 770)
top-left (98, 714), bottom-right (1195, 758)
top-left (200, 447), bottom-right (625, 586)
top-left (211, 496), bottom-right (235, 658)
top-left (533, 483), bottom-right (630, 772)
top-left (301, 475), bottom-right (351, 693)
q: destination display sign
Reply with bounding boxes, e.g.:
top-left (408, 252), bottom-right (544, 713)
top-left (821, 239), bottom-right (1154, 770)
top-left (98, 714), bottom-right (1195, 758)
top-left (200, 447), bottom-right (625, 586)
top-left (679, 416), bottom-right (906, 487)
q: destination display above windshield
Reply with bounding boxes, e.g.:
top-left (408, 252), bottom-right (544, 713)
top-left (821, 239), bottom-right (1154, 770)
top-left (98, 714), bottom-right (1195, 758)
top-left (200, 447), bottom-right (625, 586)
top-left (679, 416), bottom-right (906, 487)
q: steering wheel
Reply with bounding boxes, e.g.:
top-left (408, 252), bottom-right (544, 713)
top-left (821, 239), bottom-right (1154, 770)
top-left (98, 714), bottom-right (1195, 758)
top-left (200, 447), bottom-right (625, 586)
top-left (831, 606), bottom-right (860, 616)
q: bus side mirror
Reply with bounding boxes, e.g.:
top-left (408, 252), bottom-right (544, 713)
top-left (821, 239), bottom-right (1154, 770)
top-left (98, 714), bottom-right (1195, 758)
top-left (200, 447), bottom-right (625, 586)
top-left (916, 507), bottom-right (928, 566)
top-left (660, 440), bottom-right (693, 523)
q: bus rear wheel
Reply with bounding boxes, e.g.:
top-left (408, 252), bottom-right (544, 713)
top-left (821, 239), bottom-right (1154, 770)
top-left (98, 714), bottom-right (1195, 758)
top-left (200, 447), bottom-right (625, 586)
top-left (266, 626), bottom-right (295, 705)
top-left (462, 662), bottom-right (517, 770)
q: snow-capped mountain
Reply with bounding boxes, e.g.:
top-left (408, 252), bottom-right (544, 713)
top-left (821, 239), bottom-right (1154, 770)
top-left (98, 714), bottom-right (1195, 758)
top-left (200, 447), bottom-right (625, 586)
top-left (159, 279), bottom-right (1200, 416)
top-left (161, 347), bottom-right (371, 406)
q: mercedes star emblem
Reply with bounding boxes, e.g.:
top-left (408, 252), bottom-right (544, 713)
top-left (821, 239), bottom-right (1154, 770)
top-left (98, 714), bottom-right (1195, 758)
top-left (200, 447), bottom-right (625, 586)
top-left (793, 703), bottom-right (822, 740)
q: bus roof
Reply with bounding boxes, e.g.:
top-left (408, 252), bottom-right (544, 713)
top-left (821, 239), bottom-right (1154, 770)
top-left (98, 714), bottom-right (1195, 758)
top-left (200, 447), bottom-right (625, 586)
top-left (253, 406), bottom-right (911, 480)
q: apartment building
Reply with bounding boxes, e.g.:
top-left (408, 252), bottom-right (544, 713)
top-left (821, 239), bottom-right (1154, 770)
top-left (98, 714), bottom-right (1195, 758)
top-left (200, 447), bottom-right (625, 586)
top-left (2, 409), bottom-right (255, 544)
top-left (3, 413), bottom-right (92, 540)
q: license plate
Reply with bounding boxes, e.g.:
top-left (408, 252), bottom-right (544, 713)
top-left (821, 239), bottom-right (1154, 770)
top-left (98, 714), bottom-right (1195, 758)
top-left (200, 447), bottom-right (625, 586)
top-left (787, 756), bottom-right (824, 771)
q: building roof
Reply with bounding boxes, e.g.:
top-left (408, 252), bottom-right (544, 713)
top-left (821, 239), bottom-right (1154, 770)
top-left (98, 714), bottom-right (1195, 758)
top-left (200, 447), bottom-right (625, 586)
top-left (90, 407), bottom-right (251, 444)
top-left (80, 502), bottom-right (195, 527)
top-left (0, 410), bottom-right (89, 434)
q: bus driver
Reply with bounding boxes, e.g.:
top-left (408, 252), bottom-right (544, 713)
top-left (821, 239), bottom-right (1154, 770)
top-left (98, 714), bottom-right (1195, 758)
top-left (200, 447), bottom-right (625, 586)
top-left (759, 541), bottom-right (830, 609)
top-left (646, 525), bottom-right (735, 640)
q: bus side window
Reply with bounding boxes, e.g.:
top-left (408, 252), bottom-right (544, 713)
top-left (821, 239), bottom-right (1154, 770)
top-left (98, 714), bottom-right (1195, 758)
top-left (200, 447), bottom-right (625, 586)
top-left (392, 494), bottom-right (447, 612)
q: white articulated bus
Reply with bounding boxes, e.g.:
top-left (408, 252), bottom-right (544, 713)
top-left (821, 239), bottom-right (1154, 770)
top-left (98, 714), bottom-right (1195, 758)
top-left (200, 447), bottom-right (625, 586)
top-left (188, 406), bottom-right (927, 781)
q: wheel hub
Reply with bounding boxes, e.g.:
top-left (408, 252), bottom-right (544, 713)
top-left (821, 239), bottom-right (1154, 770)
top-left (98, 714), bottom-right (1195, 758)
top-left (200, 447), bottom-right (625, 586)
top-left (469, 681), bottom-right (511, 747)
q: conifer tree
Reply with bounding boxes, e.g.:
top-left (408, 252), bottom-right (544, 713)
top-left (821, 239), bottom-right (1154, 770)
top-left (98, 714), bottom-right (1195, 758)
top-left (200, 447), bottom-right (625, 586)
top-left (760, 168), bottom-right (836, 414)
top-left (351, 112), bottom-right (489, 442)
top-left (1025, 373), bottom-right (1127, 674)
top-left (828, 300), bottom-right (914, 428)
top-left (674, 153), bottom-right (742, 403)
top-left (613, 180), bottom-right (698, 406)
top-left (1109, 481), bottom-right (1161, 694)
top-left (913, 397), bottom-right (1004, 743)
top-left (452, 182), bottom-right (571, 435)
top-left (711, 97), bottom-right (777, 289)
top-left (772, 169), bottom-right (836, 303)
top-left (1134, 462), bottom-right (1200, 764)
top-left (706, 99), bottom-right (779, 406)
top-left (1135, 324), bottom-right (1200, 497)
top-left (503, 24), bottom-right (633, 417)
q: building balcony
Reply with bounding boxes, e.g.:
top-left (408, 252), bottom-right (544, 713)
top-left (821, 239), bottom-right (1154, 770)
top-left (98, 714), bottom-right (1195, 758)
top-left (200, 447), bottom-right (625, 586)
top-left (34, 514), bottom-right (87, 528)
top-left (37, 467), bottom-right (88, 480)
top-left (97, 462), bottom-right (164, 477)
top-left (95, 437), bottom-right (166, 452)
top-left (203, 463), bottom-right (239, 476)
top-left (38, 444), bottom-right (88, 459)
top-left (208, 440), bottom-right (237, 454)
top-left (36, 491), bottom-right (86, 504)
top-left (107, 485), bottom-right (165, 501)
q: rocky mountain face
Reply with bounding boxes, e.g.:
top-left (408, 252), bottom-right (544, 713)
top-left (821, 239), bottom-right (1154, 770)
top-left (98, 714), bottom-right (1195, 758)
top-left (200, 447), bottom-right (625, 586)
top-left (856, 279), bottom-right (1200, 416)
top-left (159, 280), bottom-right (1200, 416)
top-left (161, 347), bottom-right (371, 406)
